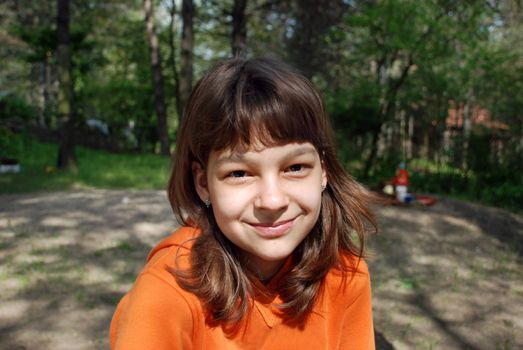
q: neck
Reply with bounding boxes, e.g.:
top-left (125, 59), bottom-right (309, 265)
top-left (242, 256), bottom-right (286, 284)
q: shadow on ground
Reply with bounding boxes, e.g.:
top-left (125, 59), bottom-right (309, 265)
top-left (1, 191), bottom-right (521, 349)
top-left (369, 197), bottom-right (523, 349)
top-left (0, 190), bottom-right (174, 350)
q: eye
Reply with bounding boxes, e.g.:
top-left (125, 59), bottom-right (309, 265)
top-left (229, 170), bottom-right (247, 178)
top-left (288, 164), bottom-right (303, 172)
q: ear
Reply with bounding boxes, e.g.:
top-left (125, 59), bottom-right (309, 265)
top-left (192, 162), bottom-right (209, 203)
top-left (321, 159), bottom-right (328, 189)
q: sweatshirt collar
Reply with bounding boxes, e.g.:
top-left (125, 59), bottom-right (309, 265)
top-left (249, 255), bottom-right (294, 328)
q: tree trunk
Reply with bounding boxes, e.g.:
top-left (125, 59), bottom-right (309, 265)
top-left (461, 89), bottom-right (473, 173)
top-left (407, 114), bottom-right (414, 159)
top-left (38, 62), bottom-right (46, 126)
top-left (168, 0), bottom-right (183, 122)
top-left (287, 0), bottom-right (347, 79)
top-left (144, 0), bottom-right (170, 156)
top-left (399, 109), bottom-right (406, 158)
top-left (231, 0), bottom-right (248, 57)
top-left (56, 0), bottom-right (77, 171)
top-left (363, 126), bottom-right (381, 179)
top-left (179, 0), bottom-right (194, 119)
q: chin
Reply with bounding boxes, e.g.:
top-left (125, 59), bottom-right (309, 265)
top-left (257, 249), bottom-right (294, 262)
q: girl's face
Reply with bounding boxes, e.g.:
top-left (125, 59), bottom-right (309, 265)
top-left (193, 142), bottom-right (327, 279)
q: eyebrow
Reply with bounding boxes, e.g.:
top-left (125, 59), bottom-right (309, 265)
top-left (214, 145), bottom-right (318, 167)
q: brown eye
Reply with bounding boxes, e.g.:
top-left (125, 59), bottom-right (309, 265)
top-left (288, 164), bottom-right (303, 172)
top-left (229, 170), bottom-right (247, 178)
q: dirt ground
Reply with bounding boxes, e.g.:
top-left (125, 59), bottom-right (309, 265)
top-left (0, 190), bottom-right (521, 350)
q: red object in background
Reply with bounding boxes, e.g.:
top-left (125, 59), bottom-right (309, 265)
top-left (393, 169), bottom-right (409, 186)
top-left (414, 194), bottom-right (437, 206)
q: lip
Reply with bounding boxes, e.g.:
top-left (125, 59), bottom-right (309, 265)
top-left (247, 218), bottom-right (295, 238)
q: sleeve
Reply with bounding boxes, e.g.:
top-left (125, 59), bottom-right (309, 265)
top-left (339, 262), bottom-right (375, 350)
top-left (110, 272), bottom-right (195, 350)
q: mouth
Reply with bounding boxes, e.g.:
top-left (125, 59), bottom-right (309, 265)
top-left (247, 218), bottom-right (296, 238)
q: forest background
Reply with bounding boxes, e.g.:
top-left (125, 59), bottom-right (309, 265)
top-left (0, 0), bottom-right (522, 213)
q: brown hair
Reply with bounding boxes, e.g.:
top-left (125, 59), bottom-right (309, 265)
top-left (168, 56), bottom-right (377, 325)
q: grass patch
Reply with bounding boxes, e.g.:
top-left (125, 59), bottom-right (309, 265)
top-left (0, 134), bottom-right (170, 193)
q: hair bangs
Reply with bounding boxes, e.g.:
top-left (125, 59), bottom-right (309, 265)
top-left (207, 68), bottom-right (326, 154)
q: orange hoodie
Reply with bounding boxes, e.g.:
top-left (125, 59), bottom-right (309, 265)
top-left (110, 227), bottom-right (375, 349)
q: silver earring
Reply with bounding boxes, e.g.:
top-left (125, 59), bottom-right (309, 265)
top-left (204, 199), bottom-right (211, 208)
top-left (321, 184), bottom-right (326, 192)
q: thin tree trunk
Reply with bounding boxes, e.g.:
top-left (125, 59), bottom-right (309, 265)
top-left (179, 0), bottom-right (194, 118)
top-left (461, 89), bottom-right (473, 173)
top-left (231, 0), bottom-right (248, 57)
top-left (44, 54), bottom-right (52, 127)
top-left (363, 126), bottom-right (381, 179)
top-left (407, 114), bottom-right (414, 159)
top-left (38, 62), bottom-right (46, 126)
top-left (168, 0), bottom-right (182, 122)
top-left (399, 109), bottom-right (406, 158)
top-left (56, 0), bottom-right (77, 171)
top-left (443, 129), bottom-right (450, 164)
top-left (144, 0), bottom-right (170, 156)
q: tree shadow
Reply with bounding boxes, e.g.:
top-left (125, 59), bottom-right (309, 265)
top-left (369, 199), bottom-right (522, 349)
top-left (2, 191), bottom-right (520, 349)
top-left (0, 190), bottom-right (175, 349)
top-left (430, 198), bottom-right (523, 258)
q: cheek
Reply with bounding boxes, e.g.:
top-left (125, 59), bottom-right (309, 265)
top-left (290, 178), bottom-right (323, 208)
top-left (300, 191), bottom-right (323, 213)
top-left (210, 186), bottom-right (251, 220)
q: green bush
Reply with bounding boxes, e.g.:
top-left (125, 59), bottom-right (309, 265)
top-left (408, 169), bottom-right (521, 214)
top-left (480, 182), bottom-right (523, 212)
top-left (0, 93), bottom-right (36, 123)
top-left (0, 127), bottom-right (23, 158)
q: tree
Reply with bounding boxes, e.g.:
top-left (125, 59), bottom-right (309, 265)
top-left (179, 0), bottom-right (195, 120)
top-left (144, 0), bottom-right (170, 156)
top-left (2, 1), bottom-right (57, 128)
top-left (325, 1), bottom-right (493, 178)
top-left (167, 0), bottom-right (183, 121)
top-left (73, 2), bottom-right (158, 152)
top-left (285, 0), bottom-right (348, 79)
top-left (56, 0), bottom-right (77, 170)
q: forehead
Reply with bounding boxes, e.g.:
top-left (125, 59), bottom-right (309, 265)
top-left (208, 142), bottom-right (319, 166)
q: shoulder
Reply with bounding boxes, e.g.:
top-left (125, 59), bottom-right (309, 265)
top-left (146, 226), bottom-right (200, 265)
top-left (323, 254), bottom-right (371, 308)
top-left (133, 226), bottom-right (196, 275)
top-left (110, 227), bottom-right (204, 349)
top-left (139, 226), bottom-right (201, 302)
top-left (327, 256), bottom-right (375, 349)
top-left (110, 271), bottom-right (202, 349)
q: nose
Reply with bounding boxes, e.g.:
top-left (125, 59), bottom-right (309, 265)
top-left (254, 176), bottom-right (289, 211)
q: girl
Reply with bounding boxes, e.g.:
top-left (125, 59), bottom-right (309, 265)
top-left (110, 57), bottom-right (377, 349)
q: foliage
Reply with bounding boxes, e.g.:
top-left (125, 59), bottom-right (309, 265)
top-left (0, 127), bottom-right (24, 158)
top-left (407, 158), bottom-right (523, 214)
top-left (328, 80), bottom-right (382, 137)
top-left (0, 93), bottom-right (36, 125)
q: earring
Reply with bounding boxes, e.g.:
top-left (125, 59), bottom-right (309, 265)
top-left (204, 199), bottom-right (211, 208)
top-left (321, 184), bottom-right (327, 192)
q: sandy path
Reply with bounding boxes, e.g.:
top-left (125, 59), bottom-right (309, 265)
top-left (0, 190), bottom-right (521, 349)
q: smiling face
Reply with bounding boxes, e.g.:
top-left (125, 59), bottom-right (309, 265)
top-left (193, 142), bottom-right (327, 280)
